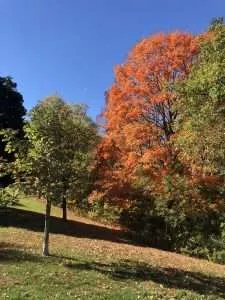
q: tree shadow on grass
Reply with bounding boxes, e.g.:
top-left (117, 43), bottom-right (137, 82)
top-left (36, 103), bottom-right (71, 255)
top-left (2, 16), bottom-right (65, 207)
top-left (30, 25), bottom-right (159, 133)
top-left (0, 242), bottom-right (44, 263)
top-left (65, 259), bottom-right (225, 298)
top-left (1, 242), bottom-right (224, 298)
top-left (0, 207), bottom-right (132, 245)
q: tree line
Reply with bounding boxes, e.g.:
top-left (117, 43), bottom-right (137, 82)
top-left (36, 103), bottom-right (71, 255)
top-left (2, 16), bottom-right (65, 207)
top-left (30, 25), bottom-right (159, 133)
top-left (0, 18), bottom-right (225, 262)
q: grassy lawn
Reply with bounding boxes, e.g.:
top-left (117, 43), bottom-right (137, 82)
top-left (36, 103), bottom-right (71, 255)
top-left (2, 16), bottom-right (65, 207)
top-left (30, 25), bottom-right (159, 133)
top-left (14, 196), bottom-right (62, 216)
top-left (0, 197), bottom-right (225, 299)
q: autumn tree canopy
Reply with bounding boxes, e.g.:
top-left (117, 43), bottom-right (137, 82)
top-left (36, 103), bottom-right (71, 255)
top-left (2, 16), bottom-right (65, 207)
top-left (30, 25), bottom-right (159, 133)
top-left (93, 32), bottom-right (199, 206)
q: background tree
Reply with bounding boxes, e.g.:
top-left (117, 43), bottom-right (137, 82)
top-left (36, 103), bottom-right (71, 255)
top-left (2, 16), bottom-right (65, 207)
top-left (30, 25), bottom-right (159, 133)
top-left (0, 76), bottom-right (26, 186)
top-left (0, 156), bottom-right (20, 207)
top-left (175, 19), bottom-right (225, 177)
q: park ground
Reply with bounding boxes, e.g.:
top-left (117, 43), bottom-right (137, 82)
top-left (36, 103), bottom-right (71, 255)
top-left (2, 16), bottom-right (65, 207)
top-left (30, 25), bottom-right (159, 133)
top-left (0, 197), bottom-right (225, 300)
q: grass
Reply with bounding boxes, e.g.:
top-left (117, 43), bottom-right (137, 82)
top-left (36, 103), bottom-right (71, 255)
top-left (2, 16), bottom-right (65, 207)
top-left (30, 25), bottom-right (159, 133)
top-left (0, 197), bottom-right (225, 299)
top-left (14, 196), bottom-right (61, 216)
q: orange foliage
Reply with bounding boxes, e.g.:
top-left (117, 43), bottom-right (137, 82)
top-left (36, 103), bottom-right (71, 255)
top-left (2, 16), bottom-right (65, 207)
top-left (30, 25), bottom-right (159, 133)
top-left (92, 32), bottom-right (200, 205)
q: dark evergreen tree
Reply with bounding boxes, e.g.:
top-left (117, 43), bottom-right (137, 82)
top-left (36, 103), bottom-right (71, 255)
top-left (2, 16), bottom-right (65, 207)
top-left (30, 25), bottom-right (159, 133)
top-left (0, 76), bottom-right (26, 186)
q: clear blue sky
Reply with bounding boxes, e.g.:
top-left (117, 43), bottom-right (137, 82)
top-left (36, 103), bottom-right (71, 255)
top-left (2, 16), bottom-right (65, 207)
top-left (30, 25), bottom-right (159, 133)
top-left (0, 0), bottom-right (224, 120)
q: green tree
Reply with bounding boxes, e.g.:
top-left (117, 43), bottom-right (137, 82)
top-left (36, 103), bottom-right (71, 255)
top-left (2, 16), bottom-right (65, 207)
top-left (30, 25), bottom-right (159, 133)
top-left (0, 156), bottom-right (20, 207)
top-left (174, 19), bottom-right (225, 176)
top-left (11, 96), bottom-right (97, 255)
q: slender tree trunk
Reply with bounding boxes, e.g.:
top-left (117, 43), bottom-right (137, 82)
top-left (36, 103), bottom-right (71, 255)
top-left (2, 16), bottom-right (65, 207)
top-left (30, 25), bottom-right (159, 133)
top-left (37, 190), bottom-right (41, 199)
top-left (62, 196), bottom-right (67, 221)
top-left (42, 199), bottom-right (51, 256)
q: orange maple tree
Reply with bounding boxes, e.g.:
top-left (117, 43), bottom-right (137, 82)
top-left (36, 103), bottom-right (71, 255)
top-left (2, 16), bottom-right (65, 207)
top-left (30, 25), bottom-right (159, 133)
top-left (92, 32), bottom-right (199, 206)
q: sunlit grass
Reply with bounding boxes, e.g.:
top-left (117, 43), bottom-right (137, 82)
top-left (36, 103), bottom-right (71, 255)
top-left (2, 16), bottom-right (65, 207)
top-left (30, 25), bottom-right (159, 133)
top-left (15, 195), bottom-right (61, 217)
top-left (1, 197), bottom-right (225, 299)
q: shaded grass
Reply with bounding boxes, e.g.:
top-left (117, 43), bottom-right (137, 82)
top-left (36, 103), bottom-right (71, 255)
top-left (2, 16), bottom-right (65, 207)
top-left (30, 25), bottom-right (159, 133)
top-left (0, 207), bottom-right (130, 244)
top-left (1, 242), bottom-right (225, 300)
top-left (65, 259), bottom-right (225, 297)
top-left (1, 197), bottom-right (225, 299)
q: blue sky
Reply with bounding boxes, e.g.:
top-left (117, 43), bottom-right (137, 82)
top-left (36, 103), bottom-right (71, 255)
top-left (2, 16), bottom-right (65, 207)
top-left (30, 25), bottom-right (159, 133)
top-left (0, 0), bottom-right (224, 120)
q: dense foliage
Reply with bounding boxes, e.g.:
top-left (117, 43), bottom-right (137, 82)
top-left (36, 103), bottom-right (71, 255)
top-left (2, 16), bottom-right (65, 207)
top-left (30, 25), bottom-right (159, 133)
top-left (90, 20), bottom-right (225, 262)
top-left (0, 76), bottom-right (26, 139)
top-left (0, 76), bottom-right (26, 188)
top-left (175, 20), bottom-right (225, 176)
